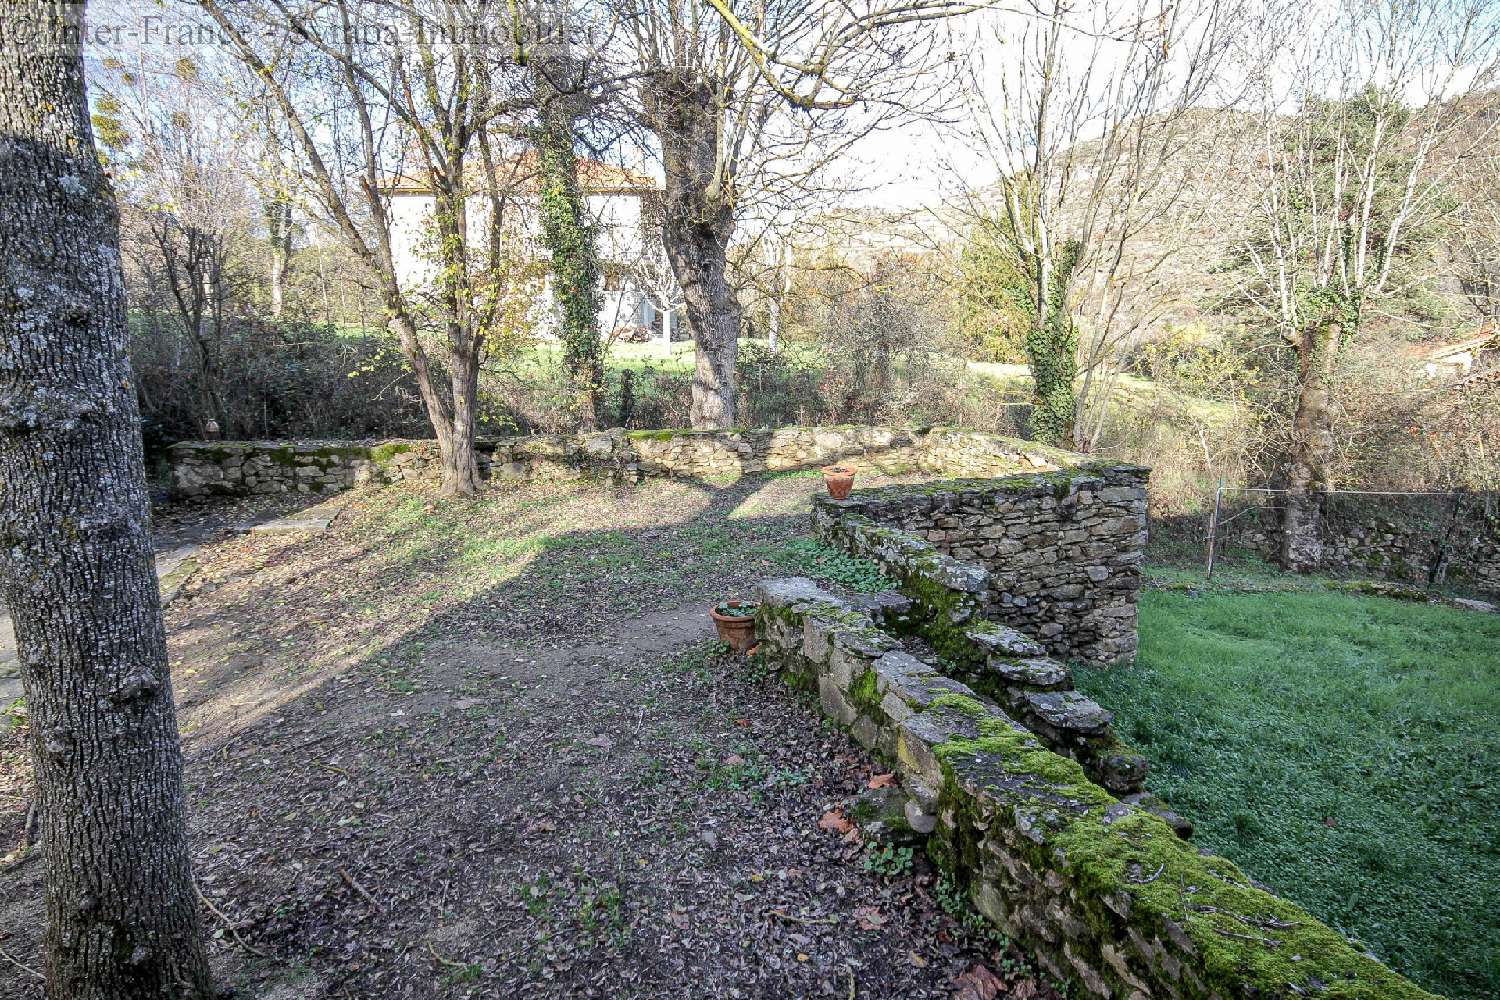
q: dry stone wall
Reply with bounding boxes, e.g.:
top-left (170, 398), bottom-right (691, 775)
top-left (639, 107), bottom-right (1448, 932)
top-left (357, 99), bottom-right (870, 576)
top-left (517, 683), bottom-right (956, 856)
top-left (168, 426), bottom-right (1080, 499)
top-left (1221, 502), bottom-right (1500, 596)
top-left (813, 464), bottom-right (1149, 663)
top-left (753, 577), bottom-right (1435, 1000)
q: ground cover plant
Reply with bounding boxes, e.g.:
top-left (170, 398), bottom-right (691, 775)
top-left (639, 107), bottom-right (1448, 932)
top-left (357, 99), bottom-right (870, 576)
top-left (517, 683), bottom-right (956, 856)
top-left (1075, 585), bottom-right (1500, 1000)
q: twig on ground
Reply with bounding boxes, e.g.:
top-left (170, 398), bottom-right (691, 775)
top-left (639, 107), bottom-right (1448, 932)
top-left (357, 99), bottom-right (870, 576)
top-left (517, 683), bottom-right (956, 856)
top-left (426, 941), bottom-right (469, 969)
top-left (194, 881), bottom-right (268, 958)
top-left (767, 908), bottom-right (838, 926)
top-left (339, 867), bottom-right (384, 911)
top-left (0, 941), bottom-right (42, 981)
top-left (1213, 926), bottom-right (1280, 948)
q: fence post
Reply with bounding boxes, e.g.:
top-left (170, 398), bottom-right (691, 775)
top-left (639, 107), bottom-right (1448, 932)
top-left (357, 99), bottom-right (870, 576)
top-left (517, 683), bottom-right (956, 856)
top-left (1205, 480), bottom-right (1224, 581)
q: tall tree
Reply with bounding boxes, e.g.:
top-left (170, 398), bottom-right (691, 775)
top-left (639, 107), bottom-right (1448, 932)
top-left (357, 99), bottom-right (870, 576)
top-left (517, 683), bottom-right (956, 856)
top-left (199, 0), bottom-right (535, 496)
top-left (609, 0), bottom-right (962, 428)
top-left (527, 2), bottom-right (606, 429)
top-left (949, 0), bottom-right (1244, 447)
top-left (0, 2), bottom-right (214, 996)
top-left (1236, 0), bottom-right (1500, 569)
top-left (93, 54), bottom-right (252, 438)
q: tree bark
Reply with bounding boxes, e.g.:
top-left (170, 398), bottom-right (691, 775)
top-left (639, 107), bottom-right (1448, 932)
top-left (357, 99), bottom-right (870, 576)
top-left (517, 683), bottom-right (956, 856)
top-left (651, 80), bottom-right (741, 429)
top-left (0, 4), bottom-right (214, 997)
top-left (266, 196), bottom-right (292, 319)
top-left (1280, 321), bottom-right (1339, 572)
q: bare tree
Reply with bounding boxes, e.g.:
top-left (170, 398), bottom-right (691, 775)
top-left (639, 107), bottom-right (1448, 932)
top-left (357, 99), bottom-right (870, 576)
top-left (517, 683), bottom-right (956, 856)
top-left (95, 54), bottom-right (255, 436)
top-left (1235, 0), bottom-right (1500, 569)
top-left (198, 0), bottom-right (537, 496)
top-left (0, 2), bottom-right (214, 995)
top-left (944, 0), bottom-right (1247, 447)
top-left (605, 0), bottom-right (965, 428)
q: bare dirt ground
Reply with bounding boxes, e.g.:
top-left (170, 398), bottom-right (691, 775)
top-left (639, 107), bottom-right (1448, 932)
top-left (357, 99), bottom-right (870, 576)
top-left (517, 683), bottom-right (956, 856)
top-left (0, 474), bottom-right (1059, 1000)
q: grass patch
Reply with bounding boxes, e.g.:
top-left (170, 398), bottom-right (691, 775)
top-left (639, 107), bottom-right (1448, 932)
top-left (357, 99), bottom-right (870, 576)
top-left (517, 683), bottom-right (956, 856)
top-left (1075, 587), bottom-right (1500, 999)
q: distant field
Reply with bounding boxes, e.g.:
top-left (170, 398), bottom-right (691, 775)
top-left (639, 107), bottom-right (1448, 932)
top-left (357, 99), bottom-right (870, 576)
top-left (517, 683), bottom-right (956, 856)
top-left (1076, 586), bottom-right (1500, 999)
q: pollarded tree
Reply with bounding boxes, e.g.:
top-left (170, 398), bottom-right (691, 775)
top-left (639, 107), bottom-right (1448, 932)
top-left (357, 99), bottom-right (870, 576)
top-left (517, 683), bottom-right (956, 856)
top-left (606, 0), bottom-right (965, 428)
top-left (0, 2), bottom-right (215, 996)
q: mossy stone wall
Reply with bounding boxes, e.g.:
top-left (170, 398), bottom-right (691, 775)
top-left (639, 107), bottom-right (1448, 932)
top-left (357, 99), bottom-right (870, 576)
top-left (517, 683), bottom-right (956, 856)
top-left (1221, 502), bottom-right (1500, 596)
top-left (812, 463), bottom-right (1149, 663)
top-left (752, 577), bottom-right (1436, 1000)
top-left (168, 426), bottom-right (1076, 499)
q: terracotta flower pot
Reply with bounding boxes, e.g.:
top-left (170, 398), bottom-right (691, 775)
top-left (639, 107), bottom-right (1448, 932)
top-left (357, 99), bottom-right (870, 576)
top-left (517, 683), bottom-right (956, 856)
top-left (822, 465), bottom-right (856, 500)
top-left (709, 600), bottom-right (759, 653)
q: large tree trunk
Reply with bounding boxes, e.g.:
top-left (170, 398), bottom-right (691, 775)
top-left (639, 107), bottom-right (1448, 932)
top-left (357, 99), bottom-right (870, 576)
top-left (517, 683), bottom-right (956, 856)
top-left (652, 81), bottom-right (740, 429)
top-left (387, 309), bottom-right (480, 497)
top-left (267, 196), bottom-right (292, 319)
top-left (0, 4), bottom-right (215, 997)
top-left (1280, 321), bottom-right (1340, 572)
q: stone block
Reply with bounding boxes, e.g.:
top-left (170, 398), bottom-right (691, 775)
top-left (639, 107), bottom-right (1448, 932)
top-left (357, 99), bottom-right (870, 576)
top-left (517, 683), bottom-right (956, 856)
top-left (984, 656), bottom-right (1071, 691)
top-left (1020, 691), bottom-right (1113, 737)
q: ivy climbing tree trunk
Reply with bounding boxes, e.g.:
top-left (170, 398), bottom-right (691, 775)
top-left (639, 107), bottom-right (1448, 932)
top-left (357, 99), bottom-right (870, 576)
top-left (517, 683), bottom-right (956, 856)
top-left (1280, 320), bottom-right (1340, 572)
top-left (535, 104), bottom-right (603, 430)
top-left (1024, 240), bottom-right (1081, 446)
top-left (0, 4), bottom-right (215, 997)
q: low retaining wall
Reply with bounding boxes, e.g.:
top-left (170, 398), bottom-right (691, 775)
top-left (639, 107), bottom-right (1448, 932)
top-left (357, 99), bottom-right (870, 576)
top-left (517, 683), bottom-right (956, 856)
top-left (1221, 500), bottom-right (1500, 595)
top-left (168, 426), bottom-right (1081, 499)
top-left (813, 464), bottom-right (1148, 663)
top-left (753, 577), bottom-right (1434, 1000)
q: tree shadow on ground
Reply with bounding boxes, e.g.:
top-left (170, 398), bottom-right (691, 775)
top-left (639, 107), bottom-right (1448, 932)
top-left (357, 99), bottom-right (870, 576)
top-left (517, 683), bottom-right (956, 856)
top-left (1, 465), bottom-right (1043, 1000)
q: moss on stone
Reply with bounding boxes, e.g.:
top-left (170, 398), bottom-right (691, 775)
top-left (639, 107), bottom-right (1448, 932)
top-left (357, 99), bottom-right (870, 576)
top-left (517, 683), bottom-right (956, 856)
top-left (850, 668), bottom-right (881, 715)
top-left (625, 429), bottom-right (687, 442)
top-left (369, 441), bottom-right (414, 464)
top-left (928, 693), bottom-right (987, 717)
top-left (930, 721), bottom-right (1439, 1000)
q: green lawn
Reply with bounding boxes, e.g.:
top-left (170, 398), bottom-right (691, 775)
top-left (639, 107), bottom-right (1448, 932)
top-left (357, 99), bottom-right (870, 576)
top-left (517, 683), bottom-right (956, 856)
top-left (1075, 587), bottom-right (1500, 1000)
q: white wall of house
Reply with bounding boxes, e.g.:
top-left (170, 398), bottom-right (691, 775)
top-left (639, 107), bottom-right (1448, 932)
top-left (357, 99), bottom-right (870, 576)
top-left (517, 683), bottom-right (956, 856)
top-left (386, 188), bottom-right (665, 338)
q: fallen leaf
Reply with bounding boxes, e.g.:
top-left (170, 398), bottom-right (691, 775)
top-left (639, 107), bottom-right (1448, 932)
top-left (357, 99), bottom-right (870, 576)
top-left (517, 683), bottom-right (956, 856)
top-left (953, 963), bottom-right (1007, 1000)
top-left (818, 809), bottom-right (854, 835)
top-left (868, 772), bottom-right (898, 789)
top-left (853, 905), bottom-right (887, 931)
